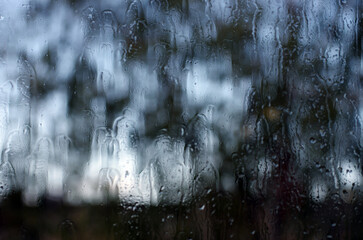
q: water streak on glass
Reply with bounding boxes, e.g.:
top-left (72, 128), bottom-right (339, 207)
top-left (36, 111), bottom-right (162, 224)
top-left (0, 0), bottom-right (361, 239)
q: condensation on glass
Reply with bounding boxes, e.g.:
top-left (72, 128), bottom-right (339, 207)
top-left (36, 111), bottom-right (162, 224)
top-left (0, 0), bottom-right (361, 239)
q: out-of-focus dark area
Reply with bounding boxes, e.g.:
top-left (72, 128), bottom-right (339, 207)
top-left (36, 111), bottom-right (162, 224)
top-left (0, 0), bottom-right (362, 239)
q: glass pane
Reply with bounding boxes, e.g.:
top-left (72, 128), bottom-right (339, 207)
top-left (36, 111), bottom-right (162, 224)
top-left (0, 0), bottom-right (361, 239)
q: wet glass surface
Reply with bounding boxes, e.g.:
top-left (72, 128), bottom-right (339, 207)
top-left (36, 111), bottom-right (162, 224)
top-left (0, 0), bottom-right (362, 239)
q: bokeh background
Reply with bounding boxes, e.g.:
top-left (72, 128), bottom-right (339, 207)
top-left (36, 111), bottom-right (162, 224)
top-left (0, 0), bottom-right (362, 239)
